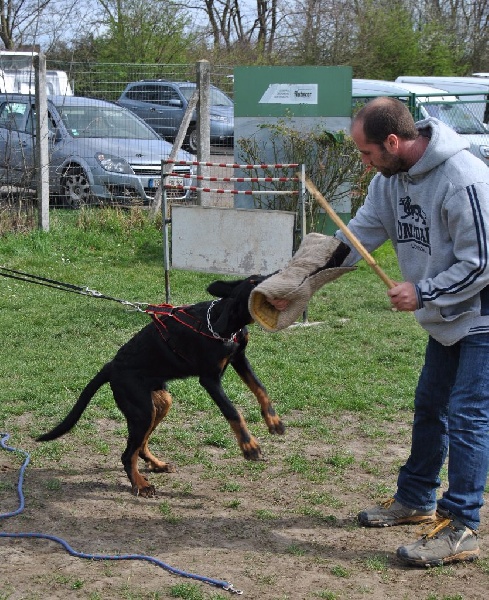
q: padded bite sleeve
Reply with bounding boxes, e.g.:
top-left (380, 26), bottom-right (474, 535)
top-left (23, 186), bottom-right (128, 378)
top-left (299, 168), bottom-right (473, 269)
top-left (249, 233), bottom-right (354, 331)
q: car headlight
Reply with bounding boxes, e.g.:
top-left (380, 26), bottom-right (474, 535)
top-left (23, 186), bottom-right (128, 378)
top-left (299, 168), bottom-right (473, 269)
top-left (95, 152), bottom-right (134, 174)
top-left (480, 145), bottom-right (489, 159)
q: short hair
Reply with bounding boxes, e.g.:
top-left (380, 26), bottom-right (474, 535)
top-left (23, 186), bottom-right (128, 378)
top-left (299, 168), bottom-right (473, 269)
top-left (354, 97), bottom-right (418, 145)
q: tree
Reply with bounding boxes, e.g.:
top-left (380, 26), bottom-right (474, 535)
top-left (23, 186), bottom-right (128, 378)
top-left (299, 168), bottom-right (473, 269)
top-left (94, 0), bottom-right (195, 64)
top-left (188, 0), bottom-right (286, 59)
top-left (0, 0), bottom-right (91, 53)
top-left (0, 0), bottom-right (51, 50)
top-left (418, 0), bottom-right (489, 73)
top-left (282, 0), bottom-right (357, 65)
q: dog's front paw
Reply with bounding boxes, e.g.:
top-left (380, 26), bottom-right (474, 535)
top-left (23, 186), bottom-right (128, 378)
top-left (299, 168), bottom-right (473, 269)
top-left (261, 406), bottom-right (286, 435)
top-left (268, 418), bottom-right (285, 435)
top-left (148, 461), bottom-right (177, 473)
top-left (241, 439), bottom-right (265, 461)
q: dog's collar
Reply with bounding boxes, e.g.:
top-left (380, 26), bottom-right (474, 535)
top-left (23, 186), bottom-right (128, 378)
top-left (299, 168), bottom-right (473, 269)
top-left (207, 299), bottom-right (240, 343)
top-left (146, 302), bottom-right (240, 344)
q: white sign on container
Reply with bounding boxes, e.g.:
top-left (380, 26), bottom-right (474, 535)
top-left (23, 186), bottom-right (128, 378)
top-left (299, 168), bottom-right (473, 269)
top-left (171, 205), bottom-right (295, 275)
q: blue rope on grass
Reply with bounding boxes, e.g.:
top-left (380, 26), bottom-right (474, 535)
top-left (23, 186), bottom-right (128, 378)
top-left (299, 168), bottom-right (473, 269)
top-left (0, 432), bottom-right (243, 595)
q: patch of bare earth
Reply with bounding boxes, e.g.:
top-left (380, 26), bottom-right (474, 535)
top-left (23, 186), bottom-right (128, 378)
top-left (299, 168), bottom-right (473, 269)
top-left (0, 414), bottom-right (487, 600)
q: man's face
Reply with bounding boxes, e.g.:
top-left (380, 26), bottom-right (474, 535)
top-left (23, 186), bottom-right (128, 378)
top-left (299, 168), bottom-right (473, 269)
top-left (351, 121), bottom-right (407, 178)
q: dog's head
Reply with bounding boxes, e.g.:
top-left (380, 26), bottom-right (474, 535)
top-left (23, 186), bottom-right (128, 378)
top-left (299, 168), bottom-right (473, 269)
top-left (206, 275), bottom-right (267, 333)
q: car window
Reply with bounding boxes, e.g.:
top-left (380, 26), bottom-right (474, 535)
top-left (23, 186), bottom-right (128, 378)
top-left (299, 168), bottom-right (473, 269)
top-left (178, 85), bottom-right (233, 107)
top-left (127, 85), bottom-right (162, 103)
top-left (421, 102), bottom-right (487, 134)
top-left (53, 104), bottom-right (161, 140)
top-left (209, 87), bottom-right (233, 107)
top-left (24, 108), bottom-right (62, 136)
top-left (155, 86), bottom-right (181, 105)
top-left (0, 101), bottom-right (29, 130)
top-left (178, 86), bottom-right (196, 102)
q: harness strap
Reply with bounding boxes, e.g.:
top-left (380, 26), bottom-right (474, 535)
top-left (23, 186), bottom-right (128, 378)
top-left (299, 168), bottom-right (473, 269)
top-left (146, 304), bottom-right (235, 342)
top-left (148, 312), bottom-right (189, 361)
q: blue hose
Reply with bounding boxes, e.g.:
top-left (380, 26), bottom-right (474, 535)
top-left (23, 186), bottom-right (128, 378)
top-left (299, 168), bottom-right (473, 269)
top-left (0, 432), bottom-right (242, 595)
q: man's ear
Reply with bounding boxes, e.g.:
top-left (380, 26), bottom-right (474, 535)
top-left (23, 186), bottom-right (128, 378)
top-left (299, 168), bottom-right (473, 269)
top-left (384, 133), bottom-right (399, 152)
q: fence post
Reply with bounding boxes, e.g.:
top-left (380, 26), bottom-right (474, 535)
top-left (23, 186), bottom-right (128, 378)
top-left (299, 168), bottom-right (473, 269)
top-left (34, 54), bottom-right (49, 232)
top-left (196, 60), bottom-right (210, 206)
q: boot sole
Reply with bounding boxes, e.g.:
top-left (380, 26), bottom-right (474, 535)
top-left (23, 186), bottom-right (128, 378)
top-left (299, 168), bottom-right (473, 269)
top-left (397, 547), bottom-right (480, 568)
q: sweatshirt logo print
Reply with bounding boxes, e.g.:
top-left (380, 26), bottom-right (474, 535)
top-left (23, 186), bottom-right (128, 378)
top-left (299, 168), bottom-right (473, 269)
top-left (397, 195), bottom-right (431, 253)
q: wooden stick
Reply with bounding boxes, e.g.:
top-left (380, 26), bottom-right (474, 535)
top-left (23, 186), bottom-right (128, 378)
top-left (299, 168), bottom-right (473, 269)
top-left (299, 173), bottom-right (396, 289)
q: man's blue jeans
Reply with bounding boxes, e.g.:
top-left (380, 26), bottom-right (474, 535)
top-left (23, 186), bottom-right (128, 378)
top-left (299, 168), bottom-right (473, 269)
top-left (395, 334), bottom-right (489, 531)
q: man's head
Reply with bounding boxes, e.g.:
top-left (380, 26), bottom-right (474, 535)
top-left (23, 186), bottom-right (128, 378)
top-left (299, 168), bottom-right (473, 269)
top-left (351, 97), bottom-right (421, 177)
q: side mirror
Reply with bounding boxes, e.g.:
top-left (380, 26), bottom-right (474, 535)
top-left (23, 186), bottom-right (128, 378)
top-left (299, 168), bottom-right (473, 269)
top-left (48, 129), bottom-right (63, 143)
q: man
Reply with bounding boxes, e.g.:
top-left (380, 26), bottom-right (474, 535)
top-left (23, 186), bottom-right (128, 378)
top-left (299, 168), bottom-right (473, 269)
top-left (273, 97), bottom-right (489, 566)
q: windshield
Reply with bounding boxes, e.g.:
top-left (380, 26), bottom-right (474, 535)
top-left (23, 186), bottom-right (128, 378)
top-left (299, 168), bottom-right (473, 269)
top-left (420, 101), bottom-right (487, 135)
top-left (55, 104), bottom-right (161, 140)
top-left (179, 85), bottom-right (233, 107)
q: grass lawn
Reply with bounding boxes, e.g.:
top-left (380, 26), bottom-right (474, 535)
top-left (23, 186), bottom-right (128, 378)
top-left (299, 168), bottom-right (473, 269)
top-left (0, 208), bottom-right (426, 442)
top-left (1, 208), bottom-right (447, 600)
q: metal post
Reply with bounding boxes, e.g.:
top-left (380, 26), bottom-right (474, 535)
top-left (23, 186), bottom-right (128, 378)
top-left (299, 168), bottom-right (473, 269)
top-left (161, 167), bottom-right (171, 303)
top-left (300, 163), bottom-right (307, 242)
top-left (196, 60), bottom-right (210, 206)
top-left (34, 54), bottom-right (49, 231)
top-left (300, 163), bottom-right (308, 324)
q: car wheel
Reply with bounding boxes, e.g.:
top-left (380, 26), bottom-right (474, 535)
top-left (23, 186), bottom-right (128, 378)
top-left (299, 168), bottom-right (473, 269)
top-left (61, 167), bottom-right (93, 208)
top-left (186, 127), bottom-right (197, 153)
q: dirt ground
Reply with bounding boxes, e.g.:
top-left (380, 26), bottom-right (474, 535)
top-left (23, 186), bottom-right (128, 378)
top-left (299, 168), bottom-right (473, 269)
top-left (0, 415), bottom-right (487, 600)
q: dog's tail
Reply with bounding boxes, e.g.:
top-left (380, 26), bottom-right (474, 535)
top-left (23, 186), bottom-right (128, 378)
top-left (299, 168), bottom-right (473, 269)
top-left (37, 364), bottom-right (111, 442)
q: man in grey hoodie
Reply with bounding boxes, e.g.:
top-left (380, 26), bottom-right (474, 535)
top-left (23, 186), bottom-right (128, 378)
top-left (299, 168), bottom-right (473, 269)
top-left (335, 96), bottom-right (489, 566)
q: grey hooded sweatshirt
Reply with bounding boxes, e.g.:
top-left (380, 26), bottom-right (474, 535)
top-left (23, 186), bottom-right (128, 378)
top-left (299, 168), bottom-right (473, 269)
top-left (336, 117), bottom-right (489, 346)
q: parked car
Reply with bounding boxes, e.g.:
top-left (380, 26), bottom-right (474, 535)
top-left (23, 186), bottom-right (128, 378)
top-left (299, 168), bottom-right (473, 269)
top-left (394, 76), bottom-right (489, 124)
top-left (118, 80), bottom-right (234, 153)
top-left (352, 79), bottom-right (489, 167)
top-left (0, 94), bottom-right (195, 207)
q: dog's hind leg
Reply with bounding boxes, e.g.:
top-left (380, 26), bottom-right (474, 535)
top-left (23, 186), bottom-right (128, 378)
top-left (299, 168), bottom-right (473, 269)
top-left (139, 389), bottom-right (176, 474)
top-left (122, 426), bottom-right (157, 497)
top-left (112, 380), bottom-right (161, 497)
top-left (199, 374), bottom-right (264, 460)
top-left (231, 352), bottom-right (285, 435)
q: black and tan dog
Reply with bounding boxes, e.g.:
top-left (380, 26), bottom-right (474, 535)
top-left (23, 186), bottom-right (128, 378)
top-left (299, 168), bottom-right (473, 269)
top-left (37, 275), bottom-right (285, 497)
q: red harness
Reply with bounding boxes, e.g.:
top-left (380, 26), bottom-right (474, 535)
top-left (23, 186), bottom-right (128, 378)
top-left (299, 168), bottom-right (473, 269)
top-left (145, 303), bottom-right (239, 347)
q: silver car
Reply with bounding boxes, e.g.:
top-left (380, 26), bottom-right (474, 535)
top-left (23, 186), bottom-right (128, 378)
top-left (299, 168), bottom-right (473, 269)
top-left (0, 94), bottom-right (195, 207)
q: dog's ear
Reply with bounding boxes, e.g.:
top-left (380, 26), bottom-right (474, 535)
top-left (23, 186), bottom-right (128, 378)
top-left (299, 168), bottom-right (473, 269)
top-left (207, 275), bottom-right (265, 299)
top-left (207, 279), bottom-right (242, 298)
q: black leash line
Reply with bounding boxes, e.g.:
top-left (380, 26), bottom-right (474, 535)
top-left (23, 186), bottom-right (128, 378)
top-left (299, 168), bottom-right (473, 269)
top-left (0, 265), bottom-right (148, 311)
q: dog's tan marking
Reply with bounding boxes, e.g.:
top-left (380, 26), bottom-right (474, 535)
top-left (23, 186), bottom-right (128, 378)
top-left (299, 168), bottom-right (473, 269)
top-left (218, 358), bottom-right (231, 371)
top-left (237, 371), bottom-right (285, 434)
top-left (138, 390), bottom-right (176, 473)
top-left (129, 452), bottom-right (156, 497)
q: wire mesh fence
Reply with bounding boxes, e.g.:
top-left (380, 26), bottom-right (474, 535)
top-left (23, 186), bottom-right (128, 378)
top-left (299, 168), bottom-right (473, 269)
top-left (0, 61), bottom-right (234, 217)
top-left (0, 58), bottom-right (488, 227)
top-left (45, 62), bottom-right (234, 103)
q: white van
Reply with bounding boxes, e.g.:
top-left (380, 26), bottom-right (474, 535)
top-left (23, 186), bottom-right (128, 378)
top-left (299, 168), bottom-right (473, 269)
top-left (0, 68), bottom-right (73, 96)
top-left (394, 76), bottom-right (489, 124)
top-left (352, 79), bottom-right (489, 167)
top-left (0, 51), bottom-right (73, 96)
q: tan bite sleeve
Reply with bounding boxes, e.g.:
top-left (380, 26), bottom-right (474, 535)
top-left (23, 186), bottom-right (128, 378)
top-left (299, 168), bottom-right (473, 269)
top-left (249, 233), bottom-right (355, 332)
